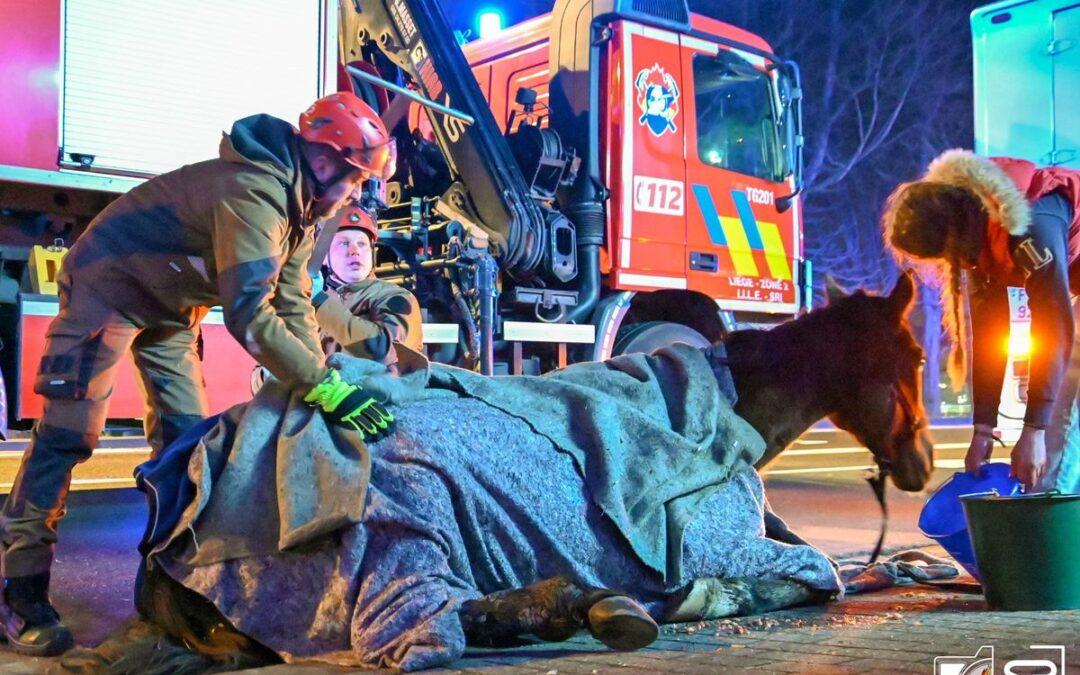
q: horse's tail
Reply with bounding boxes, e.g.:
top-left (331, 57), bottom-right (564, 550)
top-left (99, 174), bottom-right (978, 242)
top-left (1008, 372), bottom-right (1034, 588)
top-left (136, 560), bottom-right (280, 668)
top-left (56, 616), bottom-right (216, 675)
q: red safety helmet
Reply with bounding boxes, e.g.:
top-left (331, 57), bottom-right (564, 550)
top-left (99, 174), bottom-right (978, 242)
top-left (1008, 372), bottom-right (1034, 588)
top-left (322, 204), bottom-right (379, 287)
top-left (334, 203), bottom-right (379, 241)
top-left (299, 92), bottom-right (397, 180)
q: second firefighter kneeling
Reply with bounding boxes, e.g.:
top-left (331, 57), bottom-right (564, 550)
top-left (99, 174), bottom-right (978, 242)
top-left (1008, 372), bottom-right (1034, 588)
top-left (313, 204), bottom-right (423, 365)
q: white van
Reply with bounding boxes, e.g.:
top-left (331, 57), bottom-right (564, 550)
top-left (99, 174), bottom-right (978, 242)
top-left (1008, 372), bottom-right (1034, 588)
top-left (971, 0), bottom-right (1078, 438)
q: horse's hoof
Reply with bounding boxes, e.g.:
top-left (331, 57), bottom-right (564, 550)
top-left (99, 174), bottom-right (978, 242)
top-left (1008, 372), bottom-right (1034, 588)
top-left (586, 596), bottom-right (658, 651)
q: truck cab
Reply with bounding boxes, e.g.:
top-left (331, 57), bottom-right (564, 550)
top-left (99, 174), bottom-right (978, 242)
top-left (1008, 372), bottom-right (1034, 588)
top-left (462, 13), bottom-right (803, 313)
top-left (395, 0), bottom-right (806, 362)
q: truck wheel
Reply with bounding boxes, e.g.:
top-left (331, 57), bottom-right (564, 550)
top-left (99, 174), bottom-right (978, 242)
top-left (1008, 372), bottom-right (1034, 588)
top-left (612, 321), bottom-right (711, 356)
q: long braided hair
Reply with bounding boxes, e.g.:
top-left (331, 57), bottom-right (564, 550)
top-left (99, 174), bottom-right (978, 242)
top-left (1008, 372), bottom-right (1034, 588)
top-left (882, 180), bottom-right (987, 391)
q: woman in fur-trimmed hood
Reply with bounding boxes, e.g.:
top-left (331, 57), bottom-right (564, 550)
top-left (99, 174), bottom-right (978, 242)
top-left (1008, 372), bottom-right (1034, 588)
top-left (883, 149), bottom-right (1080, 493)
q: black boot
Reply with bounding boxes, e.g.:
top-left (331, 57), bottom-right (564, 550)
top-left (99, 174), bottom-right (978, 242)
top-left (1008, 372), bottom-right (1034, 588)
top-left (460, 577), bottom-right (658, 651)
top-left (0, 572), bottom-right (75, 656)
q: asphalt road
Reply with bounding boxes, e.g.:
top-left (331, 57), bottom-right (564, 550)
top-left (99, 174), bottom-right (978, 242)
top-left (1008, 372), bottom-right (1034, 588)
top-left (764, 423), bottom-right (995, 555)
top-left (769, 422), bottom-right (987, 478)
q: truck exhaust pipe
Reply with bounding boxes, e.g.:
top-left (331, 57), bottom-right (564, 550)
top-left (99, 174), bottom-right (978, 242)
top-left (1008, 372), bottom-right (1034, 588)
top-left (548, 0), bottom-right (691, 325)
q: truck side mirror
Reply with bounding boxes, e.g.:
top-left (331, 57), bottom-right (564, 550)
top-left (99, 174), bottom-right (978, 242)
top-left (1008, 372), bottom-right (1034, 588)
top-left (774, 60), bottom-right (804, 211)
top-left (515, 87), bottom-right (539, 110)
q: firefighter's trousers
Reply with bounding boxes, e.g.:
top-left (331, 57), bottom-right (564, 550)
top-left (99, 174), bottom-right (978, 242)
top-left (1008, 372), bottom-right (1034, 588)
top-left (1042, 297), bottom-right (1080, 494)
top-left (0, 276), bottom-right (208, 578)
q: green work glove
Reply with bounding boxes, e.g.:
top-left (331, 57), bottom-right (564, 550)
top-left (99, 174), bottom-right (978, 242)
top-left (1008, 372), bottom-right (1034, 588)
top-left (305, 369), bottom-right (395, 440)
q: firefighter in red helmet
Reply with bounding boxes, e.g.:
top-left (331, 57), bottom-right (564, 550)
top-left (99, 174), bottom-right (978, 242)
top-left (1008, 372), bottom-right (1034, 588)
top-left (0, 92), bottom-right (396, 655)
top-left (314, 204), bottom-right (423, 365)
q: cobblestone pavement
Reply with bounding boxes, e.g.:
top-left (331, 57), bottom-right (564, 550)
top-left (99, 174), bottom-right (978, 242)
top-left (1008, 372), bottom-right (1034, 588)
top-left (244, 575), bottom-right (1079, 674)
top-left (7, 576), bottom-right (1077, 674)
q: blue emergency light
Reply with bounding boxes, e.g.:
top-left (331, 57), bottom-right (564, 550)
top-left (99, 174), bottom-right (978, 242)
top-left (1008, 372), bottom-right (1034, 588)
top-left (478, 10), bottom-right (503, 39)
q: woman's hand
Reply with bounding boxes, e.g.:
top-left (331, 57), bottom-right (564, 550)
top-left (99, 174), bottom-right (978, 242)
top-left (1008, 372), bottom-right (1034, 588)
top-left (965, 424), bottom-right (996, 475)
top-left (1010, 426), bottom-right (1047, 491)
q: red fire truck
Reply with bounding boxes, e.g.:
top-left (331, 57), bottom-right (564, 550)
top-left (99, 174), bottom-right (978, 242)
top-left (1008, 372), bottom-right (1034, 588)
top-left (434, 2), bottom-right (807, 356)
top-left (0, 0), bottom-right (805, 434)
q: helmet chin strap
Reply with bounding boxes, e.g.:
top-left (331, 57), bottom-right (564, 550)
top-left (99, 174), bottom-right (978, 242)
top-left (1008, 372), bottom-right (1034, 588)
top-left (313, 165), bottom-right (358, 201)
top-left (324, 267), bottom-right (346, 291)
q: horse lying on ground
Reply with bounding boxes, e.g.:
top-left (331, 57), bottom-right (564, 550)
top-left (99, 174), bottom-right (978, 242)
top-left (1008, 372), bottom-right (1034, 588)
top-left (63, 273), bottom-right (932, 673)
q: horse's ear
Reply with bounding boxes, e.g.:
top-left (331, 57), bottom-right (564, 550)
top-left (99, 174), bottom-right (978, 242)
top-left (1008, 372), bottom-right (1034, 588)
top-left (889, 270), bottom-right (916, 316)
top-left (824, 275), bottom-right (847, 304)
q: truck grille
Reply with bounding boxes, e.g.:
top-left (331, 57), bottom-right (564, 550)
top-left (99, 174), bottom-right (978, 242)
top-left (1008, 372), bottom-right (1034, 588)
top-left (631, 0), bottom-right (689, 26)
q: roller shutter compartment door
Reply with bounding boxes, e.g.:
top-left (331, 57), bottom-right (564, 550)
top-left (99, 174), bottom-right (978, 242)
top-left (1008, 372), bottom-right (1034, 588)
top-left (61, 0), bottom-right (325, 176)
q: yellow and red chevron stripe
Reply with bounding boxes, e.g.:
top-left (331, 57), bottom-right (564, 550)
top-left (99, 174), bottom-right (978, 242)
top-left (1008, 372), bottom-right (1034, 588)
top-left (692, 184), bottom-right (790, 280)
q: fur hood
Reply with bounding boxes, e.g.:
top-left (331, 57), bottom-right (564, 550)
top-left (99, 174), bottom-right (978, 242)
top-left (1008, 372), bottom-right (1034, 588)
top-left (924, 148), bottom-right (1031, 236)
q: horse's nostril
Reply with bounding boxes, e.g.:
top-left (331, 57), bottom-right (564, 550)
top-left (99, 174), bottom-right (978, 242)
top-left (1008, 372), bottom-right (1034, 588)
top-left (892, 439), bottom-right (934, 492)
top-left (892, 471), bottom-right (924, 492)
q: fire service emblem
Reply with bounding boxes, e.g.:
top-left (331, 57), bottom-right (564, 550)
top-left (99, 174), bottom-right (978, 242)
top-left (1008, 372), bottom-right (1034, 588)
top-left (635, 64), bottom-right (680, 137)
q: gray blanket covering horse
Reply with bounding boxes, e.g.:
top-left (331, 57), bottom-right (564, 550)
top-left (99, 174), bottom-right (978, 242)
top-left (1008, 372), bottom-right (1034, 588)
top-left (145, 346), bottom-right (840, 670)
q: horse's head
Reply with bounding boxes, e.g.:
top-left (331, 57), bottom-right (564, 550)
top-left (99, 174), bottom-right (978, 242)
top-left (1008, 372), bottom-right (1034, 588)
top-left (825, 272), bottom-right (934, 491)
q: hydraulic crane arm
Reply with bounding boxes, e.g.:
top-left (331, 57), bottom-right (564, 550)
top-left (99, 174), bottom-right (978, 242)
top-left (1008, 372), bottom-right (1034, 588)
top-left (343, 0), bottom-right (551, 277)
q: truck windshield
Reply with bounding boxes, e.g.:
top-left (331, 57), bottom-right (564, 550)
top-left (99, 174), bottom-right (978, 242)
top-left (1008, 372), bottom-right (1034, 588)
top-left (693, 50), bottom-right (789, 183)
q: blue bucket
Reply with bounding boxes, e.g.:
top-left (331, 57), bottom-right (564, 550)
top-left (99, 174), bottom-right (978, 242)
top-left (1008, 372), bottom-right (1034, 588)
top-left (918, 462), bottom-right (1021, 580)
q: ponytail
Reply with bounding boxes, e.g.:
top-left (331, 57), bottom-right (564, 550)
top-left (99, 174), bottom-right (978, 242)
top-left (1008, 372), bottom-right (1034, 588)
top-left (944, 261), bottom-right (968, 392)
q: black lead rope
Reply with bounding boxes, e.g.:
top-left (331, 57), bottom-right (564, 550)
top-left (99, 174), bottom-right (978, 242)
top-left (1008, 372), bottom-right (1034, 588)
top-left (709, 346), bottom-right (896, 567)
top-left (865, 466), bottom-right (890, 566)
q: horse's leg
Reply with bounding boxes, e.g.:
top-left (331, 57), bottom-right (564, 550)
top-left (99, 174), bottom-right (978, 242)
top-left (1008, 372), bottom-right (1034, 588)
top-left (662, 577), bottom-right (832, 622)
top-left (459, 577), bottom-right (658, 651)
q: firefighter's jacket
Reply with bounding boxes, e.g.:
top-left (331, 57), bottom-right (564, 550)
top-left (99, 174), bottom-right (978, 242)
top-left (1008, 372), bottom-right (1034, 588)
top-left (317, 279), bottom-right (423, 365)
top-left (63, 114), bottom-right (329, 390)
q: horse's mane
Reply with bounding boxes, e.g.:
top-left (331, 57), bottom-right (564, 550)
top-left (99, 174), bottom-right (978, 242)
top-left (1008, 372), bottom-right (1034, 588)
top-left (724, 291), bottom-right (901, 382)
top-left (723, 285), bottom-right (929, 479)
